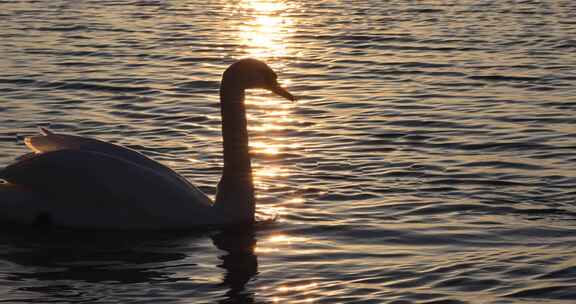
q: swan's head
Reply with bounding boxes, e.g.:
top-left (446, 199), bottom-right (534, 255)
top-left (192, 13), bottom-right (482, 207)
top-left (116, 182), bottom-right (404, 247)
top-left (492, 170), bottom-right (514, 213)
top-left (222, 58), bottom-right (295, 101)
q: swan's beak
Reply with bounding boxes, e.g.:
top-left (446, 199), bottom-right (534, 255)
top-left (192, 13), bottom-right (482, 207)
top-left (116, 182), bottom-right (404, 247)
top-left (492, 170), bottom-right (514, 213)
top-left (271, 83), bottom-right (296, 101)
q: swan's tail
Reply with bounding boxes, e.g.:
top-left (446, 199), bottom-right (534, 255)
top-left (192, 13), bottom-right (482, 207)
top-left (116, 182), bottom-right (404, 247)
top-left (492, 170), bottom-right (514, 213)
top-left (39, 127), bottom-right (54, 135)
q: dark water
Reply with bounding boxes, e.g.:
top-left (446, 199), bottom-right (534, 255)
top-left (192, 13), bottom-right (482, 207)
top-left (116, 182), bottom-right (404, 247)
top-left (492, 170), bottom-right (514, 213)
top-left (1, 0), bottom-right (576, 303)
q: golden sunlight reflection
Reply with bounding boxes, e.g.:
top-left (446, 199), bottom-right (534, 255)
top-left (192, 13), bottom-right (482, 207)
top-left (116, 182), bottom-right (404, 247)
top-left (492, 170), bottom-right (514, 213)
top-left (250, 141), bottom-right (280, 155)
top-left (256, 202), bottom-right (283, 216)
top-left (234, 1), bottom-right (300, 221)
top-left (244, 0), bottom-right (287, 12)
top-left (254, 234), bottom-right (310, 254)
top-left (249, 123), bottom-right (288, 132)
top-left (268, 234), bottom-right (309, 243)
top-left (278, 282), bottom-right (319, 292)
top-left (272, 297), bottom-right (318, 303)
top-left (272, 283), bottom-right (320, 303)
top-left (285, 197), bottom-right (305, 204)
top-left (237, 0), bottom-right (294, 59)
top-left (254, 165), bottom-right (288, 177)
top-left (255, 197), bottom-right (303, 221)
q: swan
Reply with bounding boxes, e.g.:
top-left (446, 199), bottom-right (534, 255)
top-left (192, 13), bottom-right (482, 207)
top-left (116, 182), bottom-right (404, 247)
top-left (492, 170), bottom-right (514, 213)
top-left (0, 58), bottom-right (295, 229)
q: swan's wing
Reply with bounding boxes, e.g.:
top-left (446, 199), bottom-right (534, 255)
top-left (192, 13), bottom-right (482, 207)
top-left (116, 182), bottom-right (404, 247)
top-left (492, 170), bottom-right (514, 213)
top-left (25, 131), bottom-right (160, 171)
top-left (0, 149), bottom-right (213, 228)
top-left (24, 130), bottom-right (208, 201)
top-left (1, 149), bottom-right (212, 208)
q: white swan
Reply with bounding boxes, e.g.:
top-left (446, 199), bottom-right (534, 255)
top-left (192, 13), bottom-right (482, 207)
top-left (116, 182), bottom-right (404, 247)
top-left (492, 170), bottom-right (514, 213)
top-left (0, 59), bottom-right (295, 229)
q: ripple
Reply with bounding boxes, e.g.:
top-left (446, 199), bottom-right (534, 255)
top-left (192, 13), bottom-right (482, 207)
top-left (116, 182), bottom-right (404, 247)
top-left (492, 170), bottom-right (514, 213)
top-left (1, 0), bottom-right (576, 303)
top-left (507, 286), bottom-right (576, 300)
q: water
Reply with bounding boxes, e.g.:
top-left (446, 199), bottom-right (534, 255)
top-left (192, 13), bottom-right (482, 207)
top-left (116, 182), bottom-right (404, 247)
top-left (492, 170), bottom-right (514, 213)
top-left (1, 0), bottom-right (576, 303)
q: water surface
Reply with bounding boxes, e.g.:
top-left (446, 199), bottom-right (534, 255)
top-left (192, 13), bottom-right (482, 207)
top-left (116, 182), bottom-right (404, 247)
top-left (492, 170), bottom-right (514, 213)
top-left (1, 0), bottom-right (576, 303)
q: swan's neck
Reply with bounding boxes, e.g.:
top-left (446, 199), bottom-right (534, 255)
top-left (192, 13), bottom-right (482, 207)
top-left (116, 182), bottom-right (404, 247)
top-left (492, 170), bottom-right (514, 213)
top-left (214, 81), bottom-right (255, 223)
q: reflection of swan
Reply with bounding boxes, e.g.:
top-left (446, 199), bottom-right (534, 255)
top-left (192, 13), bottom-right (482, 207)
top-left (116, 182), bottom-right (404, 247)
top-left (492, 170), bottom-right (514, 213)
top-left (0, 230), bottom-right (191, 284)
top-left (0, 59), bottom-right (294, 229)
top-left (212, 227), bottom-right (258, 303)
top-left (0, 228), bottom-right (259, 303)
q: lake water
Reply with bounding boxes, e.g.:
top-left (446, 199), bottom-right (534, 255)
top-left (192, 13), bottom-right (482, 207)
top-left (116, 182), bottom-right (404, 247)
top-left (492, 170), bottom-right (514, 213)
top-left (1, 0), bottom-right (576, 303)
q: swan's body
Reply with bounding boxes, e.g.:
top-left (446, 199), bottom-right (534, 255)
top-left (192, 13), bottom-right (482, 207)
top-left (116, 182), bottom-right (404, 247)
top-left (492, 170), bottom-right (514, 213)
top-left (0, 59), bottom-right (294, 229)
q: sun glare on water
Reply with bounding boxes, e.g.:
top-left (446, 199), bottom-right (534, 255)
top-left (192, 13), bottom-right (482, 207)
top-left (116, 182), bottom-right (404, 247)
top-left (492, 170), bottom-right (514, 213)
top-left (255, 234), bottom-right (311, 254)
top-left (233, 0), bottom-right (301, 212)
top-left (237, 0), bottom-right (294, 59)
